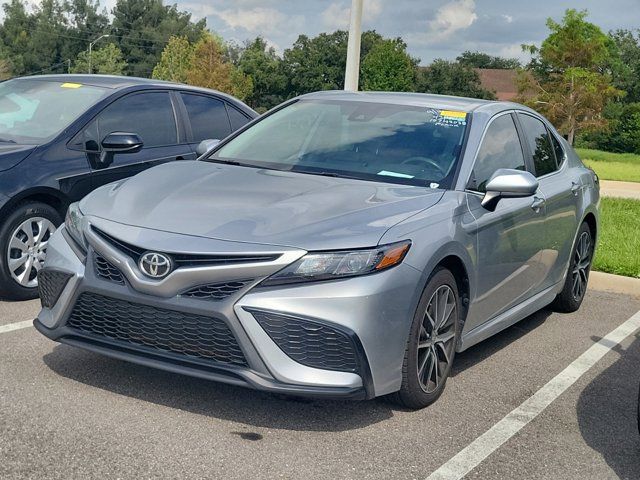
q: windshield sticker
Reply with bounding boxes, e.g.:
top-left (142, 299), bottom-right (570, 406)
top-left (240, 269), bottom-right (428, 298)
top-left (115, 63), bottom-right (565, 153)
top-left (61, 82), bottom-right (82, 89)
top-left (378, 170), bottom-right (414, 179)
top-left (427, 108), bottom-right (467, 127)
top-left (430, 183), bottom-right (440, 189)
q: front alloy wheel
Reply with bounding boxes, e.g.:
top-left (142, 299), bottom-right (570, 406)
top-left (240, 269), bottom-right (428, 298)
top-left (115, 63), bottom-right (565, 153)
top-left (393, 267), bottom-right (461, 409)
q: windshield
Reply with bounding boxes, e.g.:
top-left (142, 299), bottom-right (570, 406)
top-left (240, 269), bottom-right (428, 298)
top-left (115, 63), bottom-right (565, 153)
top-left (212, 99), bottom-right (469, 188)
top-left (0, 79), bottom-right (110, 145)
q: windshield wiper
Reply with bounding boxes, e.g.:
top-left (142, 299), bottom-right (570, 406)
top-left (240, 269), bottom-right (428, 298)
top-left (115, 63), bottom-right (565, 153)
top-left (0, 137), bottom-right (16, 144)
top-left (204, 157), bottom-right (243, 166)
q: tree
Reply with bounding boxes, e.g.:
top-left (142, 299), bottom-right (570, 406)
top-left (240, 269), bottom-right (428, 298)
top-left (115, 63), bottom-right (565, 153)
top-left (361, 39), bottom-right (417, 91)
top-left (152, 35), bottom-right (194, 83)
top-left (282, 30), bottom-right (385, 97)
top-left (609, 29), bottom-right (640, 103)
top-left (237, 37), bottom-right (287, 111)
top-left (72, 43), bottom-right (127, 74)
top-left (519, 9), bottom-right (623, 144)
top-left (186, 34), bottom-right (253, 101)
top-left (416, 60), bottom-right (495, 99)
top-left (457, 51), bottom-right (521, 69)
top-left (111, 0), bottom-right (206, 77)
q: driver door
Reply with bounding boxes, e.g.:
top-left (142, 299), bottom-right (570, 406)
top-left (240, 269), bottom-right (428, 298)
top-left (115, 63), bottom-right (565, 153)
top-left (465, 113), bottom-right (548, 331)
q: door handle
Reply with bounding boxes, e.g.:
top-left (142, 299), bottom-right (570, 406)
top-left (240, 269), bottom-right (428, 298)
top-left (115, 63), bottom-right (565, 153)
top-left (531, 196), bottom-right (545, 213)
top-left (571, 181), bottom-right (581, 196)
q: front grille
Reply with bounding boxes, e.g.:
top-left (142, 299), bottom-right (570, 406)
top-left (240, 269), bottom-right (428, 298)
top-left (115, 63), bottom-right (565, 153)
top-left (94, 253), bottom-right (125, 285)
top-left (181, 280), bottom-right (253, 301)
top-left (66, 293), bottom-right (247, 367)
top-left (250, 309), bottom-right (360, 373)
top-left (38, 270), bottom-right (72, 308)
top-left (92, 227), bottom-right (281, 267)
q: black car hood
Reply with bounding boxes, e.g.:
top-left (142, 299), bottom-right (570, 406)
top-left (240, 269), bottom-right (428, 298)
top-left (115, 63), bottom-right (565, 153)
top-left (0, 143), bottom-right (38, 172)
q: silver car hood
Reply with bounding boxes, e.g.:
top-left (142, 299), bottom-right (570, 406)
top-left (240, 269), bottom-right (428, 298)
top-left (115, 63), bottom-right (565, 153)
top-left (81, 161), bottom-right (444, 250)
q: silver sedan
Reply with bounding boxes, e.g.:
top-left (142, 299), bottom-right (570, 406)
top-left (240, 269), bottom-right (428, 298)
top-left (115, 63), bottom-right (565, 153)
top-left (35, 91), bottom-right (599, 409)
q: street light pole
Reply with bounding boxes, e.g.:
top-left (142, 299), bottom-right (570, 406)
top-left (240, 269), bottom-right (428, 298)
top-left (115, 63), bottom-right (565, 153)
top-left (344, 0), bottom-right (363, 91)
top-left (88, 34), bottom-right (110, 74)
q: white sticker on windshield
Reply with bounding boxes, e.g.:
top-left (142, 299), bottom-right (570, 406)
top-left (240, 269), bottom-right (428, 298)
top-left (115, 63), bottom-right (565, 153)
top-left (430, 182), bottom-right (440, 189)
top-left (378, 170), bottom-right (414, 179)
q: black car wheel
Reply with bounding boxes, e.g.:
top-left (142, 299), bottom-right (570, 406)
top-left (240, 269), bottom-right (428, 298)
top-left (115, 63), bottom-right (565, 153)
top-left (551, 222), bottom-right (594, 313)
top-left (0, 202), bottom-right (62, 300)
top-left (392, 267), bottom-right (461, 409)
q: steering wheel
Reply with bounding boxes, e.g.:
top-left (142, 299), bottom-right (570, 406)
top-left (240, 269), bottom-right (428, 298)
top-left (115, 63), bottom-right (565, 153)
top-left (400, 156), bottom-right (446, 176)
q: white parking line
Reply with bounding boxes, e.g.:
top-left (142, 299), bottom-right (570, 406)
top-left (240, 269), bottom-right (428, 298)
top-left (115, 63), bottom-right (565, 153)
top-left (427, 309), bottom-right (640, 480)
top-left (0, 319), bottom-right (34, 334)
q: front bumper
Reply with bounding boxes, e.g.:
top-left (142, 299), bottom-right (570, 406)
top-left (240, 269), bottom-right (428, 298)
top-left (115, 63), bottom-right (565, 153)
top-left (35, 218), bottom-right (421, 399)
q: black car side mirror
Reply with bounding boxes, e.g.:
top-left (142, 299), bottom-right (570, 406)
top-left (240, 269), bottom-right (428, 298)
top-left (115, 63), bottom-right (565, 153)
top-left (481, 168), bottom-right (539, 211)
top-left (96, 132), bottom-right (144, 169)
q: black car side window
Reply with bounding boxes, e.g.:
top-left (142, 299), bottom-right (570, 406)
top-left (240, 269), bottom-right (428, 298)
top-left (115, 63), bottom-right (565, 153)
top-left (180, 93), bottom-right (232, 143)
top-left (518, 114), bottom-right (557, 177)
top-left (97, 92), bottom-right (177, 148)
top-left (227, 104), bottom-right (251, 131)
top-left (469, 114), bottom-right (526, 193)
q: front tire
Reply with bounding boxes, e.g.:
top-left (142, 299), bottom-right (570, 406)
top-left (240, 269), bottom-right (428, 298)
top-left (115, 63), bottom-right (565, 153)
top-left (392, 267), bottom-right (461, 409)
top-left (0, 202), bottom-right (61, 300)
top-left (551, 222), bottom-right (594, 313)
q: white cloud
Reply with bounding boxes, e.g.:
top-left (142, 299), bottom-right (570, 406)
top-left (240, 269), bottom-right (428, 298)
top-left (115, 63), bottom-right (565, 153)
top-left (428, 0), bottom-right (477, 38)
top-left (502, 14), bottom-right (514, 23)
top-left (212, 7), bottom-right (304, 35)
top-left (321, 0), bottom-right (383, 30)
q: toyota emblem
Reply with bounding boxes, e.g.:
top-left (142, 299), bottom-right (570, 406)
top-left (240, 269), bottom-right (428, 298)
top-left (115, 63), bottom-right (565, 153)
top-left (139, 252), bottom-right (173, 279)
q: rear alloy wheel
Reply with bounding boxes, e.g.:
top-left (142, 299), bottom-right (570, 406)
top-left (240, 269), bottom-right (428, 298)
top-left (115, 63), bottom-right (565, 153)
top-left (551, 222), bottom-right (594, 313)
top-left (393, 267), bottom-right (461, 409)
top-left (0, 202), bottom-right (62, 300)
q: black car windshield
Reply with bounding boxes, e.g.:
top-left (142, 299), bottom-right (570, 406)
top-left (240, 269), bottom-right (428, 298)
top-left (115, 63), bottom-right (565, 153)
top-left (0, 79), bottom-right (110, 144)
top-left (212, 99), bottom-right (469, 188)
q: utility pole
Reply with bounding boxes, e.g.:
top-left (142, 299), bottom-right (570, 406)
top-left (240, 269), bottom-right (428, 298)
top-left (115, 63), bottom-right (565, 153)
top-left (88, 34), bottom-right (110, 74)
top-left (344, 0), bottom-right (363, 91)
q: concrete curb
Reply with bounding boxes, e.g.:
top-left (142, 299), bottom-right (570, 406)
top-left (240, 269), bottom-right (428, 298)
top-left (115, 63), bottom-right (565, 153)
top-left (589, 271), bottom-right (640, 298)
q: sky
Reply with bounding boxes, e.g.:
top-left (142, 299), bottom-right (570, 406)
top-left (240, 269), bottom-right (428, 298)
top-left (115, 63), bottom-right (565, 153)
top-left (5, 0), bottom-right (640, 64)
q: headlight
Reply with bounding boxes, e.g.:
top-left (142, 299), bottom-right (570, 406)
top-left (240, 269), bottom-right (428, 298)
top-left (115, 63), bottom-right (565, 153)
top-left (261, 241), bottom-right (411, 287)
top-left (64, 202), bottom-right (85, 249)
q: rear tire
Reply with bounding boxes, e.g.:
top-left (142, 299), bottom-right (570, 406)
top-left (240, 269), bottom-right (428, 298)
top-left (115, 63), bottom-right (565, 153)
top-left (0, 202), bottom-right (62, 301)
top-left (550, 222), bottom-right (593, 313)
top-left (391, 267), bottom-right (461, 409)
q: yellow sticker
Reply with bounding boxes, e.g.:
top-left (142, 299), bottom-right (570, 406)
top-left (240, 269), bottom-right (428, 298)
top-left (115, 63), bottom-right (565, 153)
top-left (440, 110), bottom-right (466, 118)
top-left (61, 82), bottom-right (82, 89)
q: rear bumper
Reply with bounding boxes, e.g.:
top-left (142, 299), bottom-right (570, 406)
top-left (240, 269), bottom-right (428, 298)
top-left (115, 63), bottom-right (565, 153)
top-left (35, 220), bottom-right (421, 399)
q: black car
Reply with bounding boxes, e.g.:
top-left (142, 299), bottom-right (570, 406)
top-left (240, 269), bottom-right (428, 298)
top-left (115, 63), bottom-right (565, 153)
top-left (0, 74), bottom-right (257, 300)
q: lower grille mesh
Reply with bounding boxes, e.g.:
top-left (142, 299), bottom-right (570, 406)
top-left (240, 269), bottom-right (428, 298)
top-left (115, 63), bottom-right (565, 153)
top-left (181, 280), bottom-right (253, 301)
top-left (94, 254), bottom-right (125, 285)
top-left (66, 293), bottom-right (247, 367)
top-left (250, 309), bottom-right (359, 373)
top-left (38, 270), bottom-right (72, 308)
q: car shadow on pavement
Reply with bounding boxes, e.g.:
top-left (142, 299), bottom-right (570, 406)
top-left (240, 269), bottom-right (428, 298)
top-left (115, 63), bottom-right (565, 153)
top-left (577, 334), bottom-right (640, 478)
top-left (42, 344), bottom-right (395, 432)
top-left (451, 308), bottom-right (552, 376)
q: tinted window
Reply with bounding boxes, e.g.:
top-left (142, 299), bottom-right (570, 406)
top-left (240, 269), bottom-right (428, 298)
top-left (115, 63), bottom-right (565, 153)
top-left (469, 114), bottom-right (525, 192)
top-left (181, 93), bottom-right (231, 142)
top-left (214, 100), bottom-right (469, 188)
top-left (227, 104), bottom-right (250, 131)
top-left (518, 114), bottom-right (556, 177)
top-left (97, 92), bottom-right (177, 148)
top-left (550, 133), bottom-right (565, 166)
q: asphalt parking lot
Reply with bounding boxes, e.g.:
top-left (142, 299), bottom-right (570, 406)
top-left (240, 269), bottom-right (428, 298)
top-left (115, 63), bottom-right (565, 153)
top-left (1, 289), bottom-right (639, 479)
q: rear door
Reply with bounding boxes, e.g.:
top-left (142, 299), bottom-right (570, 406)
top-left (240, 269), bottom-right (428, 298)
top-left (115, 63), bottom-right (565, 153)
top-left (465, 112), bottom-right (548, 330)
top-left (77, 90), bottom-right (196, 189)
top-left (517, 112), bottom-right (581, 288)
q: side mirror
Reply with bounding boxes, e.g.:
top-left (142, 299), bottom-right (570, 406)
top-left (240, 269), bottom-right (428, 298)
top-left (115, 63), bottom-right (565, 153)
top-left (96, 132), bottom-right (143, 169)
top-left (196, 139), bottom-right (220, 156)
top-left (481, 168), bottom-right (538, 211)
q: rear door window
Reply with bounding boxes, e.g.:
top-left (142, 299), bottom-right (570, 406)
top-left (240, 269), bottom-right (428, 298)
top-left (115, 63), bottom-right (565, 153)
top-left (180, 93), bottom-right (232, 142)
top-left (227, 104), bottom-right (251, 131)
top-left (518, 113), bottom-right (557, 177)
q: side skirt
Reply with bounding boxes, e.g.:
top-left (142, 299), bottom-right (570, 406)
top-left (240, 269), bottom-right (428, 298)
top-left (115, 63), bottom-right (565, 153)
top-left (457, 282), bottom-right (561, 352)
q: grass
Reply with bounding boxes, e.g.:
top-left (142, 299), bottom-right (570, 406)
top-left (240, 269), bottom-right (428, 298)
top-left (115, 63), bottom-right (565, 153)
top-left (592, 197), bottom-right (640, 278)
top-left (575, 147), bottom-right (640, 183)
